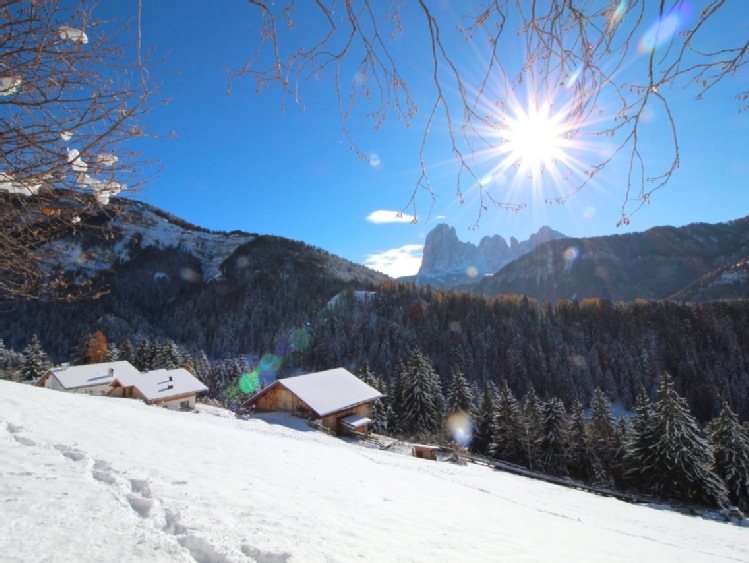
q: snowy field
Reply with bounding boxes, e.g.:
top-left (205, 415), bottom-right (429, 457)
top-left (1, 381), bottom-right (747, 563)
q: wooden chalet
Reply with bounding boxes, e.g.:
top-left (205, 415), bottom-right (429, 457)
top-left (242, 367), bottom-right (383, 435)
top-left (108, 368), bottom-right (208, 410)
top-left (36, 361), bottom-right (140, 395)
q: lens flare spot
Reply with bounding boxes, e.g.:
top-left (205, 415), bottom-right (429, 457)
top-left (563, 246), bottom-right (579, 265)
top-left (465, 265), bottom-right (478, 278)
top-left (565, 67), bottom-right (582, 89)
top-left (238, 371), bottom-right (260, 394)
top-left (446, 411), bottom-right (473, 447)
top-left (179, 267), bottom-right (200, 282)
top-left (369, 153), bottom-right (381, 167)
top-left (583, 205), bottom-right (597, 219)
top-left (608, 0), bottom-right (627, 28)
top-left (449, 321), bottom-right (462, 333)
top-left (288, 327), bottom-right (311, 353)
top-left (235, 256), bottom-right (250, 269)
top-left (639, 6), bottom-right (691, 53)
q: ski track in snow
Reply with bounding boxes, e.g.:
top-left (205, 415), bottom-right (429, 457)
top-left (1, 382), bottom-right (748, 562)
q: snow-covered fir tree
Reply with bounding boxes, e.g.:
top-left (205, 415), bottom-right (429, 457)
top-left (19, 335), bottom-right (48, 382)
top-left (588, 388), bottom-right (617, 477)
top-left (489, 382), bottom-right (526, 466)
top-left (357, 362), bottom-right (388, 434)
top-left (567, 400), bottom-right (595, 482)
top-left (154, 339), bottom-right (181, 370)
top-left (117, 339), bottom-right (135, 364)
top-left (630, 374), bottom-right (728, 509)
top-left (134, 339), bottom-right (156, 372)
top-left (473, 380), bottom-right (499, 456)
top-left (707, 402), bottom-right (749, 512)
top-left (446, 368), bottom-right (474, 415)
top-left (523, 388), bottom-right (544, 470)
top-left (400, 349), bottom-right (444, 437)
top-left (537, 397), bottom-right (569, 477)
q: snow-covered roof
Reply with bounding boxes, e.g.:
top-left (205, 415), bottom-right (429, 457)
top-left (112, 368), bottom-right (208, 402)
top-left (269, 367), bottom-right (383, 417)
top-left (338, 414), bottom-right (372, 429)
top-left (46, 361), bottom-right (140, 390)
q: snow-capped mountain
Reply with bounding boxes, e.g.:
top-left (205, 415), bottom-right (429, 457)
top-left (409, 224), bottom-right (567, 288)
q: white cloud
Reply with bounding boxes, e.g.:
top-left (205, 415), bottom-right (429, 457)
top-left (366, 210), bottom-right (416, 224)
top-left (364, 244), bottom-right (423, 278)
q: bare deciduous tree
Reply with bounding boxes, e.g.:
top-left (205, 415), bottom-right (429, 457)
top-left (234, 1), bottom-right (748, 226)
top-left (0, 0), bottom-right (160, 301)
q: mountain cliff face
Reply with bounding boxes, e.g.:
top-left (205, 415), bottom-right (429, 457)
top-left (413, 224), bottom-right (567, 288)
top-left (476, 217), bottom-right (749, 302)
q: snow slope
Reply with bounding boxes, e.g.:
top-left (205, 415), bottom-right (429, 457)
top-left (1, 381), bottom-right (747, 562)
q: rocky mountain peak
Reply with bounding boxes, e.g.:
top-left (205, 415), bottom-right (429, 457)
top-left (416, 223), bottom-right (567, 287)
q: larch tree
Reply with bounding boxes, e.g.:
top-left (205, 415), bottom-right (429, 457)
top-left (236, 1), bottom-right (748, 227)
top-left (707, 402), bottom-right (749, 512)
top-left (1, 0), bottom-right (161, 302)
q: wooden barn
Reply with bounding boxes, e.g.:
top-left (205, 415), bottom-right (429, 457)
top-left (242, 367), bottom-right (383, 435)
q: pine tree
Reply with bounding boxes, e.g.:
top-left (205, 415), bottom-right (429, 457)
top-left (707, 402), bottom-right (749, 512)
top-left (523, 388), bottom-right (544, 470)
top-left (567, 400), bottom-right (595, 482)
top-left (589, 388), bottom-right (616, 478)
top-left (473, 380), bottom-right (499, 456)
top-left (134, 339), bottom-right (155, 372)
top-left (19, 335), bottom-right (48, 382)
top-left (118, 339), bottom-right (135, 364)
top-left (446, 368), bottom-right (475, 415)
top-left (489, 382), bottom-right (526, 466)
top-left (388, 361), bottom-right (407, 434)
top-left (631, 374), bottom-right (729, 508)
top-left (537, 397), bottom-right (569, 477)
top-left (0, 338), bottom-right (5, 380)
top-left (154, 339), bottom-right (181, 370)
top-left (400, 349), bottom-right (444, 437)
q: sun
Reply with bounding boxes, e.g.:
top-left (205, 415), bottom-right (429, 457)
top-left (498, 100), bottom-right (571, 177)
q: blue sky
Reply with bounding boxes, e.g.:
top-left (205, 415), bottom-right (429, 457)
top-left (97, 2), bottom-right (749, 277)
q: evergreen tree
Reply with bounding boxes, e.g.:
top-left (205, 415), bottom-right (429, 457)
top-left (388, 361), bottom-right (407, 434)
top-left (19, 335), bottom-right (48, 382)
top-left (567, 400), bottom-right (595, 482)
top-left (631, 374), bottom-right (729, 508)
top-left (446, 368), bottom-right (475, 415)
top-left (489, 382), bottom-right (526, 466)
top-left (400, 349), bottom-right (444, 437)
top-left (589, 388), bottom-right (616, 477)
top-left (154, 339), bottom-right (181, 370)
top-left (118, 339), bottom-right (135, 364)
top-left (0, 338), bottom-right (5, 379)
top-left (523, 388), bottom-right (544, 470)
top-left (537, 397), bottom-right (569, 477)
top-left (473, 380), bottom-right (499, 456)
top-left (134, 339), bottom-right (156, 372)
top-left (707, 402), bottom-right (749, 512)
top-left (192, 350), bottom-right (211, 383)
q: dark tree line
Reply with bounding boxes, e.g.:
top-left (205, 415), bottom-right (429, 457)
top-left (357, 357), bottom-right (749, 512)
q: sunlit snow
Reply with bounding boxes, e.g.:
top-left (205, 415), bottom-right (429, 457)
top-left (58, 26), bottom-right (89, 44)
top-left (1, 381), bottom-right (746, 562)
